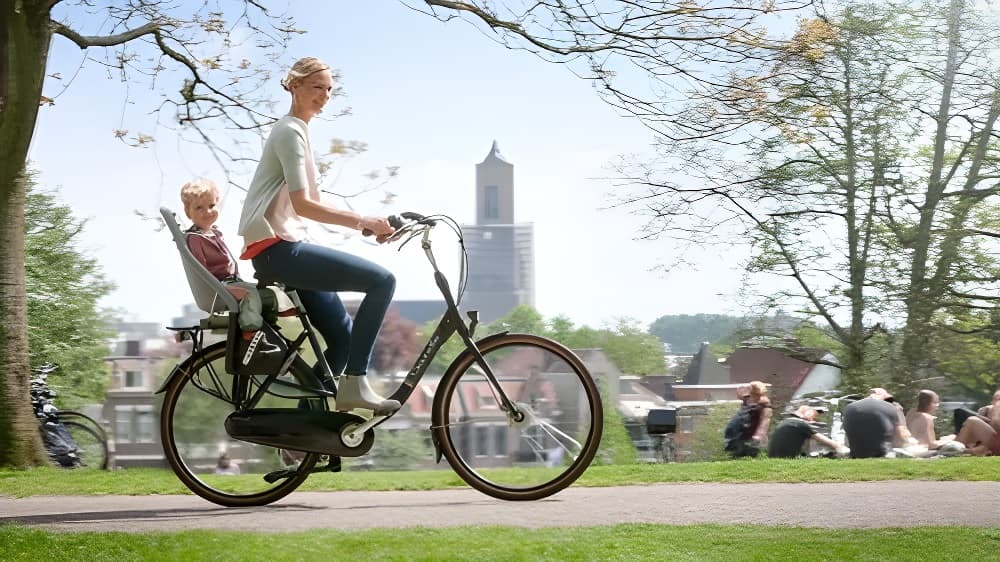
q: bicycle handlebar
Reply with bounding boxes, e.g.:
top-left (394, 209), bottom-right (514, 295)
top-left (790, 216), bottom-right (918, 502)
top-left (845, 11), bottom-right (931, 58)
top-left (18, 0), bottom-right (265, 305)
top-left (362, 212), bottom-right (436, 238)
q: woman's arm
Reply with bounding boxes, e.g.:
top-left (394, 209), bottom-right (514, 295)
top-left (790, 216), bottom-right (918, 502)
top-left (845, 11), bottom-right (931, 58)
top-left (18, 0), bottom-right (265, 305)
top-left (287, 189), bottom-right (390, 234)
top-left (752, 400), bottom-right (772, 442)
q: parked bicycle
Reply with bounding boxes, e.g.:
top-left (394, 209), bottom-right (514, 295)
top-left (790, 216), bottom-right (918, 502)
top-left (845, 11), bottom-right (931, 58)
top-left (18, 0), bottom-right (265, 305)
top-left (31, 363), bottom-right (109, 470)
top-left (158, 208), bottom-right (603, 507)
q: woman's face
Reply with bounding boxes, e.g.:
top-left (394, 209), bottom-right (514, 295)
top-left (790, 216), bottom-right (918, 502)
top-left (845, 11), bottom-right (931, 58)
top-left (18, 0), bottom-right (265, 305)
top-left (290, 69), bottom-right (333, 116)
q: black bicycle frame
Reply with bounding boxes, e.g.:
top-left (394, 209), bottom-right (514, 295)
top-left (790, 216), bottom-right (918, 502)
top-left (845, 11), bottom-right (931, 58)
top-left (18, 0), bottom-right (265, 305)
top-left (383, 228), bottom-right (521, 416)
top-left (159, 219), bottom-right (521, 420)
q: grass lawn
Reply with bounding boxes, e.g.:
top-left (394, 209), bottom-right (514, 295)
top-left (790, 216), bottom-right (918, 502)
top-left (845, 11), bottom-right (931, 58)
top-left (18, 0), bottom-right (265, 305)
top-left (2, 456), bottom-right (1000, 497)
top-left (2, 523), bottom-right (999, 561)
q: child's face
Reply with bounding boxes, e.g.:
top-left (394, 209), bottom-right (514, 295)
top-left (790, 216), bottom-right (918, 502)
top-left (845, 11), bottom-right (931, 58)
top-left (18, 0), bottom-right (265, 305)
top-left (186, 192), bottom-right (219, 231)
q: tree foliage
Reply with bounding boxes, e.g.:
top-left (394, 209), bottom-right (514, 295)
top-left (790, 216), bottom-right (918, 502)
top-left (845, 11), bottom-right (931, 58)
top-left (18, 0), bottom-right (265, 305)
top-left (649, 314), bottom-right (744, 354)
top-left (419, 305), bottom-right (667, 375)
top-left (370, 307), bottom-right (421, 375)
top-left (418, 1), bottom-right (1000, 396)
top-left (25, 175), bottom-right (116, 408)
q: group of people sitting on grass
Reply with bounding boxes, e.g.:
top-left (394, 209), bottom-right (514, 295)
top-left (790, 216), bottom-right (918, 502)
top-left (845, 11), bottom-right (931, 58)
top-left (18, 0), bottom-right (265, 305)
top-left (724, 382), bottom-right (1000, 459)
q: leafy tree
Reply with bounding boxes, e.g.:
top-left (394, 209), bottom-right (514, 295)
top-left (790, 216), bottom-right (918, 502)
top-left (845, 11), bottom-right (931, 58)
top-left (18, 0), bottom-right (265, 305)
top-left (591, 378), bottom-right (638, 466)
top-left (363, 429), bottom-right (432, 471)
top-left (420, 306), bottom-right (667, 375)
top-left (2, 0), bottom-right (304, 466)
top-left (930, 310), bottom-right (1000, 403)
top-left (592, 319), bottom-right (666, 375)
top-left (370, 307), bottom-right (421, 375)
top-left (684, 403), bottom-right (741, 463)
top-left (649, 314), bottom-right (745, 354)
top-left (418, 1), bottom-right (1000, 396)
top-left (25, 176), bottom-right (116, 408)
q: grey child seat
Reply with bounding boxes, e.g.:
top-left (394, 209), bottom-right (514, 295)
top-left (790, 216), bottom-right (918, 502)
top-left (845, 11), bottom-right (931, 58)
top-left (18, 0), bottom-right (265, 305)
top-left (159, 206), bottom-right (240, 316)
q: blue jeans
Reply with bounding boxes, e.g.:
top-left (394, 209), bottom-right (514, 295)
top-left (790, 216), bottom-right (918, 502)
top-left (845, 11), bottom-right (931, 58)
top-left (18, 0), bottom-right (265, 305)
top-left (252, 240), bottom-right (395, 376)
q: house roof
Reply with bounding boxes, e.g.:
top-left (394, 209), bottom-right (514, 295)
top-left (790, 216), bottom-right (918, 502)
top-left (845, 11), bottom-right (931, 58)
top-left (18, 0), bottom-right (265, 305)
top-left (683, 343), bottom-right (730, 385)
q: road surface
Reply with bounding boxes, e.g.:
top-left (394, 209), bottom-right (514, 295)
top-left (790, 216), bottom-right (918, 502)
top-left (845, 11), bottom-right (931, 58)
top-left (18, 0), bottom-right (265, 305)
top-left (3, 481), bottom-right (998, 533)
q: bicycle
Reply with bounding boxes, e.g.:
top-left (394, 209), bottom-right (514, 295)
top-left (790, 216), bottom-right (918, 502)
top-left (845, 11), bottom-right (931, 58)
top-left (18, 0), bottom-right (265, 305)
top-left (157, 208), bottom-right (604, 507)
top-left (31, 363), bottom-right (110, 470)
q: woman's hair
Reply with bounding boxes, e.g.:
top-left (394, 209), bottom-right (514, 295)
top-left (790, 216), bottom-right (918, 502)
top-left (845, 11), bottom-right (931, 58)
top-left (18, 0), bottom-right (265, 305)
top-left (179, 178), bottom-right (219, 207)
top-left (748, 381), bottom-right (768, 399)
top-left (281, 57), bottom-right (331, 91)
top-left (916, 389), bottom-right (937, 412)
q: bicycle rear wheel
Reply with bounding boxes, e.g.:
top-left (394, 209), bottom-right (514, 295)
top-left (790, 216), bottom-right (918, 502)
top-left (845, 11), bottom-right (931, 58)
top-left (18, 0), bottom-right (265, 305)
top-left (160, 342), bottom-right (323, 507)
top-left (432, 333), bottom-right (603, 501)
top-left (62, 421), bottom-right (108, 470)
top-left (57, 411), bottom-right (108, 444)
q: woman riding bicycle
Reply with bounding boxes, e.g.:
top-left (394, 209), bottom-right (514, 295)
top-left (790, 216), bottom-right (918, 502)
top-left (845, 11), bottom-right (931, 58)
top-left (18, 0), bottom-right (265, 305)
top-left (237, 56), bottom-right (399, 413)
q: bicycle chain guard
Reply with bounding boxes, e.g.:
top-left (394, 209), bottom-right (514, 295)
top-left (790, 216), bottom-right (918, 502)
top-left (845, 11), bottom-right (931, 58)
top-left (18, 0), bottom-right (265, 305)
top-left (225, 408), bottom-right (375, 457)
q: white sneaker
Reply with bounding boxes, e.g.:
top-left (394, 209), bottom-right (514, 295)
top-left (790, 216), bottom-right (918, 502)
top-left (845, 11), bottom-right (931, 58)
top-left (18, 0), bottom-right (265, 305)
top-left (336, 375), bottom-right (400, 414)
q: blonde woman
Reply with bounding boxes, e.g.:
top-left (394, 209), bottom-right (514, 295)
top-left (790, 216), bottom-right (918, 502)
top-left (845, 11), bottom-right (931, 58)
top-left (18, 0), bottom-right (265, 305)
top-left (238, 57), bottom-right (398, 413)
top-left (724, 380), bottom-right (772, 458)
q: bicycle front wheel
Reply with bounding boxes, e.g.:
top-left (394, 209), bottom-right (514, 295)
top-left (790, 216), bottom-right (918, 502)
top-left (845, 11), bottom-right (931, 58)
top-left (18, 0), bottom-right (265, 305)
top-left (432, 333), bottom-right (603, 501)
top-left (62, 421), bottom-right (108, 470)
top-left (160, 342), bottom-right (323, 507)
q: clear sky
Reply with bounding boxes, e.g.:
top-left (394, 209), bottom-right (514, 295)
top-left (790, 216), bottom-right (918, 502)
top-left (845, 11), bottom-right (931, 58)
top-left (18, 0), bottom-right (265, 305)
top-left (28, 1), bottom-right (749, 329)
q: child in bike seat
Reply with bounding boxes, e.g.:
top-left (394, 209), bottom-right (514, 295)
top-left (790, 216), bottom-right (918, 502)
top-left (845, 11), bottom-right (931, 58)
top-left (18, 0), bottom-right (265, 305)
top-left (180, 178), bottom-right (276, 349)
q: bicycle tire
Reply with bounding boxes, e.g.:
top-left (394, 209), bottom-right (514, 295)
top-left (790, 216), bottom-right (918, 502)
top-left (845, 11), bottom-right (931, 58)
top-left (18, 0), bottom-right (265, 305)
top-left (57, 411), bottom-right (108, 443)
top-left (62, 421), bottom-right (109, 470)
top-left (160, 342), bottom-right (321, 507)
top-left (432, 333), bottom-right (603, 501)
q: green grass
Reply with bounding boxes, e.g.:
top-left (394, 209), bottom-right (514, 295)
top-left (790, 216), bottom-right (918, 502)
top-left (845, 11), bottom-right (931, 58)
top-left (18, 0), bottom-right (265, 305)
top-left (3, 456), bottom-right (1000, 498)
top-left (2, 524), bottom-right (999, 561)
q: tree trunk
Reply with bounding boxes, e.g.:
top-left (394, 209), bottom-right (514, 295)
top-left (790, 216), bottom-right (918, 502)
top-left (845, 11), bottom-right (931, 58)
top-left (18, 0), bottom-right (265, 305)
top-left (0, 0), bottom-right (53, 467)
top-left (897, 0), bottom-right (964, 389)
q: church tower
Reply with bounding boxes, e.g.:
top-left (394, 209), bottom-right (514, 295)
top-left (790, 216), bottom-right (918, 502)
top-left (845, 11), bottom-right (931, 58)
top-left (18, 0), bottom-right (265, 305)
top-left (462, 141), bottom-right (535, 323)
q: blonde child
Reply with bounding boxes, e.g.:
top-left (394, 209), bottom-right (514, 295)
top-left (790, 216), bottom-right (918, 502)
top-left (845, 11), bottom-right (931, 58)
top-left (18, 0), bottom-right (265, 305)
top-left (180, 178), bottom-right (267, 337)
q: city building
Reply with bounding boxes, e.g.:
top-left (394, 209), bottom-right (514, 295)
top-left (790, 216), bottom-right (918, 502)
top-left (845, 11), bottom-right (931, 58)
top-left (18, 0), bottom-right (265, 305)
top-left (102, 321), bottom-right (176, 468)
top-left (461, 141), bottom-right (535, 323)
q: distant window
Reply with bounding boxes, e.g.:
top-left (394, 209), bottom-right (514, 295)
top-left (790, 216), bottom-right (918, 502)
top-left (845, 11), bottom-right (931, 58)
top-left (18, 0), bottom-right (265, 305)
top-left (114, 406), bottom-right (132, 443)
top-left (476, 426), bottom-right (490, 456)
top-left (125, 340), bottom-right (141, 356)
top-left (494, 425), bottom-right (507, 457)
top-left (484, 185), bottom-right (499, 219)
top-left (124, 371), bottom-right (143, 388)
top-left (136, 406), bottom-right (155, 443)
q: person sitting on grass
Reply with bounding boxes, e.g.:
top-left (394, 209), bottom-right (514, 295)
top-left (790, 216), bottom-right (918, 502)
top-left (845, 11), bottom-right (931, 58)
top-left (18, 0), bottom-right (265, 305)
top-left (842, 388), bottom-right (912, 458)
top-left (768, 405), bottom-right (848, 458)
top-left (905, 390), bottom-right (955, 450)
top-left (955, 392), bottom-right (1000, 456)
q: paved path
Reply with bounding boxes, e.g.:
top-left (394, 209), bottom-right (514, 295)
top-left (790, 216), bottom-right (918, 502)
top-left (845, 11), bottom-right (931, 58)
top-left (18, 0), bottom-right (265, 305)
top-left (3, 481), bottom-right (999, 533)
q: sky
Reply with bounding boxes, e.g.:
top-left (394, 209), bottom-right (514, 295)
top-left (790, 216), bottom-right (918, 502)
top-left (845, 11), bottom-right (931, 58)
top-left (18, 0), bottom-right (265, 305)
top-left (27, 1), bottom-right (750, 330)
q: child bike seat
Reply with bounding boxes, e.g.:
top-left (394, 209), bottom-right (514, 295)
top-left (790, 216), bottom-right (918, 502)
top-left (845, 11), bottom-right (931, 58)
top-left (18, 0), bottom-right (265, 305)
top-left (159, 207), bottom-right (296, 317)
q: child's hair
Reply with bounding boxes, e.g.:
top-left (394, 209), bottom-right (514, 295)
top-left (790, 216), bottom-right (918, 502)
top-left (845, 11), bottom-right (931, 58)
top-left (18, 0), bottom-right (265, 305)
top-left (180, 178), bottom-right (219, 208)
top-left (280, 57), bottom-right (330, 91)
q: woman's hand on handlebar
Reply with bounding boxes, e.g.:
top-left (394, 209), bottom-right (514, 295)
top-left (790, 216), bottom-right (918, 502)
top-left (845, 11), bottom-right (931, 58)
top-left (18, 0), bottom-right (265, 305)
top-left (360, 216), bottom-right (396, 243)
